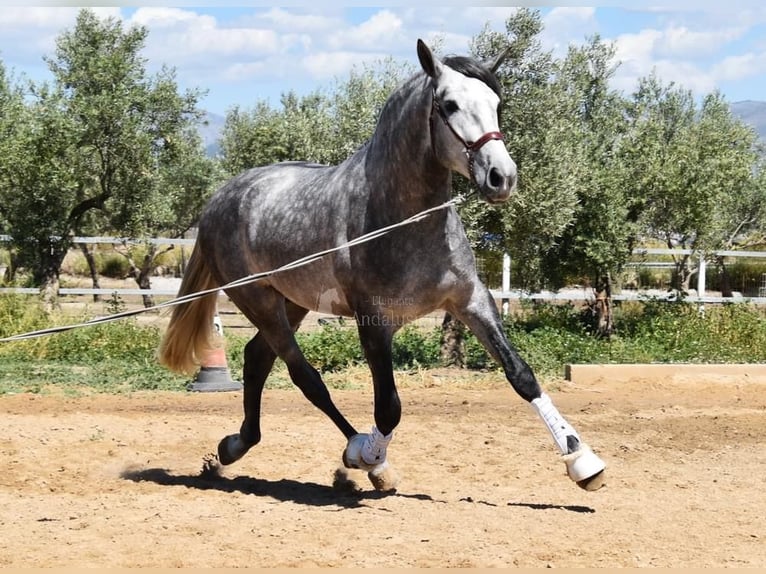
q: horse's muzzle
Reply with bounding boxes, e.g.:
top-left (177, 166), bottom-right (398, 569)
top-left (480, 162), bottom-right (516, 204)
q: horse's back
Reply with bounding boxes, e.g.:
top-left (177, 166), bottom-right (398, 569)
top-left (200, 160), bottom-right (345, 241)
top-left (196, 160), bottom-right (360, 309)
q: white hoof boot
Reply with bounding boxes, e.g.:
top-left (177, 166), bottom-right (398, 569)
top-left (342, 433), bottom-right (375, 471)
top-left (342, 427), bottom-right (393, 472)
top-left (563, 443), bottom-right (606, 491)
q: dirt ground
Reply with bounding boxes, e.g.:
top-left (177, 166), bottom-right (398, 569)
top-left (0, 368), bottom-right (764, 568)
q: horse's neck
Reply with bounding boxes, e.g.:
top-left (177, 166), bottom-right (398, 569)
top-left (364, 77), bottom-right (452, 218)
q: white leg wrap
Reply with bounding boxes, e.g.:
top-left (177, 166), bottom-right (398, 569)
top-left (361, 426), bottom-right (392, 466)
top-left (530, 392), bottom-right (580, 455)
top-left (343, 426), bottom-right (393, 471)
top-left (531, 393), bottom-right (606, 487)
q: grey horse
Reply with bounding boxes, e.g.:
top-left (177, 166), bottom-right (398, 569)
top-left (159, 39), bottom-right (606, 492)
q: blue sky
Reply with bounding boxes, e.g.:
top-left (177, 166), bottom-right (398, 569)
top-left (1, 3), bottom-right (765, 116)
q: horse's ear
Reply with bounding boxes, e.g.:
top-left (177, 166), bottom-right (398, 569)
top-left (417, 38), bottom-right (442, 79)
top-left (486, 44), bottom-right (513, 74)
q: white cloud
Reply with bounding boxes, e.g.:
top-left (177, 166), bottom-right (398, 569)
top-left (388, 7), bottom-right (514, 57)
top-left (609, 20), bottom-right (761, 98)
top-left (329, 10), bottom-right (405, 52)
top-left (0, 6), bottom-right (118, 29)
top-left (0, 6), bottom-right (764, 113)
top-left (542, 7), bottom-right (598, 56)
top-left (221, 60), bottom-right (268, 82)
top-left (301, 51), bottom-right (387, 80)
top-left (256, 8), bottom-right (341, 34)
top-left (0, 7), bottom-right (121, 66)
top-left (653, 59), bottom-right (717, 93)
top-left (613, 28), bottom-right (663, 71)
top-left (130, 7), bottom-right (211, 30)
top-left (712, 51), bottom-right (766, 83)
top-left (655, 25), bottom-right (746, 59)
top-left (130, 8), bottom-right (283, 67)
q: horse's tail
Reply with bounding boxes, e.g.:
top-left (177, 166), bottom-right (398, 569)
top-left (158, 242), bottom-right (220, 375)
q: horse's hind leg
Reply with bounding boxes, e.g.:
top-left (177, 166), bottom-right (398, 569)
top-left (219, 287), bottom-right (358, 465)
top-left (341, 322), bottom-right (401, 492)
top-left (217, 299), bottom-right (310, 465)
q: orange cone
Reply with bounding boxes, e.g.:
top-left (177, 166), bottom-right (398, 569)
top-left (187, 312), bottom-right (243, 392)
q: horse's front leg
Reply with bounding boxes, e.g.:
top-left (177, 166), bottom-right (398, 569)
top-left (341, 320), bottom-right (401, 492)
top-left (449, 287), bottom-right (606, 491)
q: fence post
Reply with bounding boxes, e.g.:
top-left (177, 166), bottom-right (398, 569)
top-left (697, 253), bottom-right (706, 315)
top-left (502, 252), bottom-right (511, 317)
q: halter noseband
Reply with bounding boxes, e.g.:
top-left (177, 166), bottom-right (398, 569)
top-left (430, 87), bottom-right (504, 184)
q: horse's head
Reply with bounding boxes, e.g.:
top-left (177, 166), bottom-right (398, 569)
top-left (417, 39), bottom-right (517, 204)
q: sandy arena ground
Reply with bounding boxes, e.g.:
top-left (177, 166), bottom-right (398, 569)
top-left (0, 367), bottom-right (764, 567)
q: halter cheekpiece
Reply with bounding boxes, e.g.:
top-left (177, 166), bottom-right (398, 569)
top-left (430, 86), bottom-right (504, 184)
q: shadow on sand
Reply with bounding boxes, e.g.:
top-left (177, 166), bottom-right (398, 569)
top-left (120, 462), bottom-right (435, 510)
top-left (506, 501), bottom-right (596, 514)
top-left (120, 457), bottom-right (592, 513)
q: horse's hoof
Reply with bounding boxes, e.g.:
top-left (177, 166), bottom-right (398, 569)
top-left (562, 443), bottom-right (606, 490)
top-left (577, 469), bottom-right (606, 491)
top-left (367, 461), bottom-right (399, 493)
top-left (217, 434), bottom-right (249, 466)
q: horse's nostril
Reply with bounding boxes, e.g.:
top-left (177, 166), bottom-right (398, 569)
top-left (488, 167), bottom-right (504, 189)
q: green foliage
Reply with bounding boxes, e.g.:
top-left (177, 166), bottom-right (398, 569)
top-left (1, 296), bottom-right (765, 394)
top-left (614, 299), bottom-right (766, 363)
top-left (296, 323), bottom-right (443, 372)
top-left (42, 320), bottom-right (162, 363)
top-left (0, 359), bottom-right (187, 395)
top-left (718, 260), bottom-right (766, 295)
top-left (219, 57), bottom-right (412, 174)
top-left (463, 13), bottom-right (766, 305)
top-left (391, 325), bottom-right (441, 369)
top-left (99, 252), bottom-right (131, 278)
top-left (296, 322), bottom-right (364, 372)
top-left (0, 294), bottom-right (50, 342)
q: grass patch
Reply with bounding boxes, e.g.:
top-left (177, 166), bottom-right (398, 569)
top-left (1, 294), bottom-right (765, 395)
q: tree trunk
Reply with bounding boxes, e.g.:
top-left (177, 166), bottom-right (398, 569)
top-left (2, 250), bottom-right (17, 283)
top-left (671, 253), bottom-right (694, 294)
top-left (715, 255), bottom-right (733, 297)
top-left (34, 255), bottom-right (63, 314)
top-left (680, 264), bottom-right (694, 292)
top-left (121, 243), bottom-right (167, 309)
top-left (39, 274), bottom-right (60, 314)
top-left (593, 272), bottom-right (614, 338)
top-left (440, 312), bottom-right (465, 367)
top-left (79, 243), bottom-right (101, 302)
top-left (134, 248), bottom-right (156, 309)
top-left (130, 243), bottom-right (175, 309)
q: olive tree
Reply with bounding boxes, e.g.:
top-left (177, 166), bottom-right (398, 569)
top-left (0, 9), bottom-right (215, 307)
top-left (621, 75), bottom-right (762, 293)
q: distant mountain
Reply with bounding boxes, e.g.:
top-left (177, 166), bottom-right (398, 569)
top-left (730, 100), bottom-right (766, 140)
top-left (197, 111), bottom-right (226, 157)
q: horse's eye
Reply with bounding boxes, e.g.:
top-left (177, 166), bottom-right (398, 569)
top-left (443, 100), bottom-right (459, 114)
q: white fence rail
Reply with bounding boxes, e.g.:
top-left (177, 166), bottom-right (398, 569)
top-left (1, 237), bottom-right (765, 303)
top-left (0, 234), bottom-right (195, 246)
